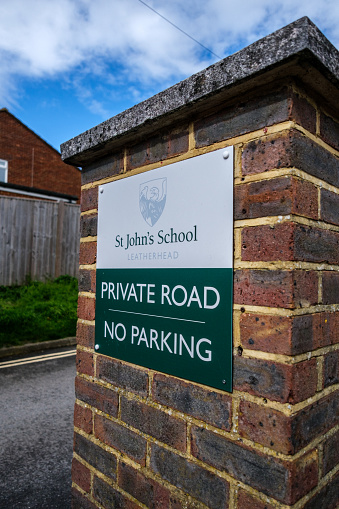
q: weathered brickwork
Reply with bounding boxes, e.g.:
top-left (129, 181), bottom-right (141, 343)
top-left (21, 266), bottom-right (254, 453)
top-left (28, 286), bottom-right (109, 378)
top-left (80, 213), bottom-right (98, 238)
top-left (152, 373), bottom-right (232, 431)
top-left (126, 125), bottom-right (189, 171)
top-left (233, 269), bottom-right (318, 308)
top-left (81, 153), bottom-right (124, 186)
top-left (69, 27), bottom-right (339, 508)
top-left (234, 176), bottom-right (318, 221)
top-left (81, 186), bottom-right (98, 213)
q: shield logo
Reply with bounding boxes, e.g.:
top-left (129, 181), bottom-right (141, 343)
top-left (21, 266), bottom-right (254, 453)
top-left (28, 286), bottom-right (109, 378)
top-left (139, 178), bottom-right (167, 226)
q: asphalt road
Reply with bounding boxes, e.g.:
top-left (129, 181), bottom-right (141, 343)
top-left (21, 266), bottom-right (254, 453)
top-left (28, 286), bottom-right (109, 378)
top-left (0, 348), bottom-right (76, 509)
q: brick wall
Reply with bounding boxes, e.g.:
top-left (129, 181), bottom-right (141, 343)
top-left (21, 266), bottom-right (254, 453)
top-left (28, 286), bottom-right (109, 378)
top-left (73, 81), bottom-right (339, 508)
top-left (0, 109), bottom-right (80, 198)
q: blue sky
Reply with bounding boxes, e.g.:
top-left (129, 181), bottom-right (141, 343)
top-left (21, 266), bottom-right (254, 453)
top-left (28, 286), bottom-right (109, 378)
top-left (1, 0), bottom-right (338, 152)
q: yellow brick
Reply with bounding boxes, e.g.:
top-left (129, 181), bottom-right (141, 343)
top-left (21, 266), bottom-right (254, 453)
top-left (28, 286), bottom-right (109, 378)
top-left (80, 236), bottom-right (97, 243)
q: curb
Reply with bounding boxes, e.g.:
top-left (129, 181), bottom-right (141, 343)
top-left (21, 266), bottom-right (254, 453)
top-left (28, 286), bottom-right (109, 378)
top-left (0, 337), bottom-right (77, 359)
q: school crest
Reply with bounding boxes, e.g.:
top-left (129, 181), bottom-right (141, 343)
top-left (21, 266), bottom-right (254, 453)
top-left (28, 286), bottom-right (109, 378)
top-left (139, 178), bottom-right (167, 226)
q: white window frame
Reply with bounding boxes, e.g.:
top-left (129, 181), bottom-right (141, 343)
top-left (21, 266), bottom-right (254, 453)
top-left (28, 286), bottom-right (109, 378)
top-left (0, 159), bottom-right (8, 183)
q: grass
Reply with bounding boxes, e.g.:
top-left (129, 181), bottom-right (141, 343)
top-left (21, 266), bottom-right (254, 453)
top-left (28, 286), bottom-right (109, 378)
top-left (0, 275), bottom-right (78, 349)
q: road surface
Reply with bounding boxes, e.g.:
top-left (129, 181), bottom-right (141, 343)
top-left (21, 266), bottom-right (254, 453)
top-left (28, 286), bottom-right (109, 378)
top-left (0, 348), bottom-right (76, 508)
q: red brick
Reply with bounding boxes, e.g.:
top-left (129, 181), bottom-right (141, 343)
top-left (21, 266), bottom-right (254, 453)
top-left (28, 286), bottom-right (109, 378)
top-left (242, 223), bottom-right (294, 261)
top-left (71, 487), bottom-right (97, 509)
top-left (126, 126), bottom-right (189, 170)
top-left (191, 426), bottom-right (317, 504)
top-left (152, 373), bottom-right (232, 430)
top-left (120, 397), bottom-right (187, 452)
top-left (81, 187), bottom-right (98, 212)
top-left (72, 457), bottom-right (91, 493)
top-left (74, 433), bottom-right (117, 481)
top-left (77, 295), bottom-right (95, 321)
top-left (321, 188), bottom-right (339, 226)
top-left (75, 376), bottom-right (119, 417)
top-left (320, 111), bottom-right (339, 151)
top-left (323, 272), bottom-right (339, 304)
top-left (242, 223), bottom-right (339, 264)
top-left (289, 451), bottom-right (319, 505)
top-left (119, 461), bottom-right (171, 509)
top-left (240, 313), bottom-right (294, 355)
top-left (323, 429), bottom-right (339, 476)
top-left (312, 312), bottom-right (335, 348)
top-left (303, 470), bottom-right (339, 509)
top-left (323, 350), bottom-right (339, 388)
top-left (93, 476), bottom-right (140, 509)
top-left (76, 349), bottom-right (94, 377)
top-left (242, 130), bottom-right (339, 188)
top-left (77, 322), bottom-right (95, 349)
top-left (328, 312), bottom-right (339, 344)
top-left (240, 312), bottom-right (333, 355)
top-left (291, 390), bottom-right (339, 451)
top-left (74, 402), bottom-right (93, 434)
top-left (294, 225), bottom-right (339, 264)
top-left (127, 140), bottom-right (148, 169)
top-left (150, 443), bottom-right (229, 508)
top-left (82, 152), bottom-right (124, 185)
top-left (242, 131), bottom-right (292, 175)
top-left (0, 109), bottom-right (80, 199)
top-left (79, 269), bottom-right (96, 293)
top-left (80, 214), bottom-right (97, 238)
top-left (148, 128), bottom-right (189, 163)
top-left (234, 269), bottom-right (318, 309)
top-left (79, 241), bottom-right (97, 265)
top-left (236, 490), bottom-right (275, 509)
top-left (148, 134), bottom-right (168, 164)
top-left (234, 356), bottom-right (317, 403)
top-left (288, 91), bottom-right (317, 133)
top-left (168, 126), bottom-right (189, 157)
top-left (195, 88), bottom-right (316, 149)
top-left (235, 176), bottom-right (318, 221)
top-left (95, 414), bottom-right (147, 465)
top-left (292, 178), bottom-right (318, 218)
top-left (97, 356), bottom-right (148, 396)
top-left (239, 401), bottom-right (293, 454)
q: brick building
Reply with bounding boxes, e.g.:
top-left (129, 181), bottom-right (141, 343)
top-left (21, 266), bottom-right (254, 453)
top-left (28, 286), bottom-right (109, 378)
top-left (0, 108), bottom-right (80, 202)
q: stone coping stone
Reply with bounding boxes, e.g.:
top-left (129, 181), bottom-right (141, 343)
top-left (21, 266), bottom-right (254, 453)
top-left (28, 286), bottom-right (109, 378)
top-left (61, 17), bottom-right (339, 165)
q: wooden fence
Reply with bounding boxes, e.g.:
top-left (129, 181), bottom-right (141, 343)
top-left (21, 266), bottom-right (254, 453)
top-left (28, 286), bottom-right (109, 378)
top-left (0, 196), bottom-right (80, 286)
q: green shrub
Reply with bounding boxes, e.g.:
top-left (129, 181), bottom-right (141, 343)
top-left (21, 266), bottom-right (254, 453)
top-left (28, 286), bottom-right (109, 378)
top-left (0, 276), bottom-right (78, 348)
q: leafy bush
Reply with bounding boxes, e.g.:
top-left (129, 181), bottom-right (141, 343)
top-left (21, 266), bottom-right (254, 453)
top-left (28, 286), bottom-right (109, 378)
top-left (0, 276), bottom-right (78, 348)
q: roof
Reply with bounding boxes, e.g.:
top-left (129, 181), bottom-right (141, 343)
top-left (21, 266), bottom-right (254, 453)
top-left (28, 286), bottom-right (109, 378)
top-left (60, 17), bottom-right (339, 166)
top-left (0, 181), bottom-right (78, 202)
top-left (0, 108), bottom-right (80, 171)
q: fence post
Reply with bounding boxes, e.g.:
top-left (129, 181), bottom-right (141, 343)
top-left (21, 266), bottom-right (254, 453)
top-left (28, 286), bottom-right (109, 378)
top-left (55, 200), bottom-right (65, 278)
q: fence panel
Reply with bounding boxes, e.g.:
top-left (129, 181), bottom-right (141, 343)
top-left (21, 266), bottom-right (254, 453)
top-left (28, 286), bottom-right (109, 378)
top-left (0, 196), bottom-right (80, 286)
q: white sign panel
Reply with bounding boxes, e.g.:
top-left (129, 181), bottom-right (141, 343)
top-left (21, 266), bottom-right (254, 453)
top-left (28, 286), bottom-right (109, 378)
top-left (97, 147), bottom-right (234, 269)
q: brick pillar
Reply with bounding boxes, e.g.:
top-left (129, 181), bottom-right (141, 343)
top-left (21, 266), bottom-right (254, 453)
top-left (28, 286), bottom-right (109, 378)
top-left (61, 17), bottom-right (339, 509)
top-left (232, 116), bottom-right (339, 508)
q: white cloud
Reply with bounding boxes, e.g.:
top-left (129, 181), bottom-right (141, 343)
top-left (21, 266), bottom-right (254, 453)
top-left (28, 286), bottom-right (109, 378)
top-left (0, 0), bottom-right (338, 111)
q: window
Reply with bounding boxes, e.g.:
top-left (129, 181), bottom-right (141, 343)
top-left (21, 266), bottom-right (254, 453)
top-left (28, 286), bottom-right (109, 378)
top-left (0, 159), bottom-right (8, 183)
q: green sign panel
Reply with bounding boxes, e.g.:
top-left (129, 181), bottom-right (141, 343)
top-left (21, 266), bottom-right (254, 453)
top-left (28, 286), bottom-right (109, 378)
top-left (96, 268), bottom-right (232, 391)
top-left (95, 147), bottom-right (234, 391)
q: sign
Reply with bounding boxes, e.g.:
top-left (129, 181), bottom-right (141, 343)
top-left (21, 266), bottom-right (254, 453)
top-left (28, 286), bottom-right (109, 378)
top-left (95, 147), bottom-right (233, 391)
